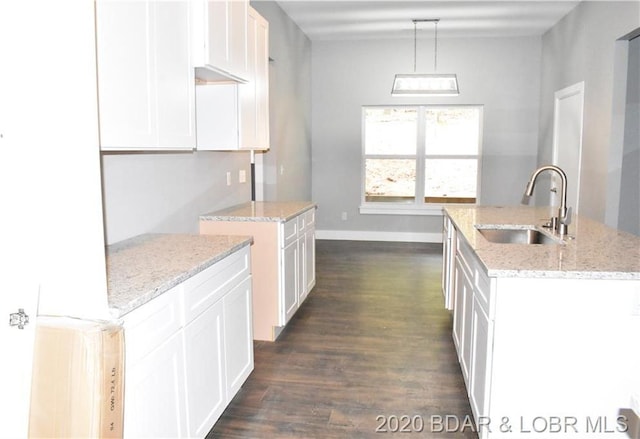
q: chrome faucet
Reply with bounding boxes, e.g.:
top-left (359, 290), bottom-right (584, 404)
top-left (522, 165), bottom-right (570, 237)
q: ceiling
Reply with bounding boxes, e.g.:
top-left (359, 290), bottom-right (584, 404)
top-left (273, 1), bottom-right (582, 40)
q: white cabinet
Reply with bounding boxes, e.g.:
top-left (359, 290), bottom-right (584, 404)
top-left (183, 300), bottom-right (226, 437)
top-left (301, 208), bottom-right (316, 301)
top-left (441, 215), bottom-right (456, 310)
top-left (223, 277), bottom-right (254, 397)
top-left (96, 0), bottom-right (195, 151)
top-left (122, 286), bottom-right (188, 438)
top-left (239, 7), bottom-right (270, 150)
top-left (192, 0), bottom-right (248, 82)
top-left (446, 219), bottom-right (495, 435)
top-left (124, 332), bottom-right (188, 438)
top-left (122, 246), bottom-right (253, 439)
top-left (282, 237), bottom-right (299, 324)
top-left (279, 209), bottom-right (316, 326)
top-left (195, 7), bottom-right (269, 151)
top-left (199, 205), bottom-right (317, 341)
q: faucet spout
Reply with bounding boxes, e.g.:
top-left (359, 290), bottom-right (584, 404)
top-left (523, 165), bottom-right (569, 237)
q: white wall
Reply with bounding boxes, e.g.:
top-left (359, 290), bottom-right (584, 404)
top-left (538, 1), bottom-right (640, 223)
top-left (311, 37), bottom-right (541, 239)
top-left (251, 0), bottom-right (312, 202)
top-left (101, 151), bottom-right (251, 244)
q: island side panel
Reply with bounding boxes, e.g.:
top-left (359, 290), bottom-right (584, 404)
top-left (200, 220), bottom-right (280, 341)
top-left (489, 277), bottom-right (640, 438)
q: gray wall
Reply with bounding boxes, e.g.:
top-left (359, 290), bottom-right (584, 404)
top-left (102, 1), bottom-right (312, 244)
top-left (252, 0), bottom-right (312, 202)
top-left (538, 1), bottom-right (640, 223)
top-left (101, 151), bottom-right (251, 244)
top-left (311, 37), bottom-right (541, 238)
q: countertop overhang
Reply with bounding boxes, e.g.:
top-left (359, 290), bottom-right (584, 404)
top-left (200, 201), bottom-right (317, 223)
top-left (445, 205), bottom-right (640, 280)
top-left (106, 233), bottom-right (252, 317)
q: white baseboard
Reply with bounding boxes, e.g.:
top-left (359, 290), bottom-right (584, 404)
top-left (316, 229), bottom-right (443, 243)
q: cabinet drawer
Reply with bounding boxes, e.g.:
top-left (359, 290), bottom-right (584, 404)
top-left (123, 286), bottom-right (183, 365)
top-left (474, 266), bottom-right (492, 316)
top-left (282, 218), bottom-right (298, 247)
top-left (183, 245), bottom-right (251, 324)
top-left (304, 208), bottom-right (315, 228)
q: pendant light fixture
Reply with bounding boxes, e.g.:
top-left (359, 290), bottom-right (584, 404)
top-left (391, 19), bottom-right (459, 96)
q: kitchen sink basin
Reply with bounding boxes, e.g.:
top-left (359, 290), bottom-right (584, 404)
top-left (475, 226), bottom-right (562, 245)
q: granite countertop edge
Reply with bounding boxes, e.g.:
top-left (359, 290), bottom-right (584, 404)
top-left (444, 205), bottom-right (640, 281)
top-left (200, 201), bottom-right (317, 223)
top-left (107, 234), bottom-right (252, 318)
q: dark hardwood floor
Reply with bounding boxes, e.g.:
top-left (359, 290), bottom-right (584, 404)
top-left (207, 240), bottom-right (477, 438)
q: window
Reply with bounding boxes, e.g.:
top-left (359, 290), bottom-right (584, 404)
top-left (361, 106), bottom-right (482, 214)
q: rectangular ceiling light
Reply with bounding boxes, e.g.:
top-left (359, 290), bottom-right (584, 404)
top-left (391, 73), bottom-right (459, 96)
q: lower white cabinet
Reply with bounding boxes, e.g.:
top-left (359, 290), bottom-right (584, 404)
top-left (279, 208), bottom-right (316, 326)
top-left (183, 300), bottom-right (226, 437)
top-left (122, 246), bottom-right (253, 438)
top-left (124, 331), bottom-right (189, 438)
top-left (443, 213), bottom-right (639, 438)
top-left (199, 204), bottom-right (317, 341)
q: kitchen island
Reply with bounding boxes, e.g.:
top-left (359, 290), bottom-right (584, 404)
top-left (442, 205), bottom-right (640, 438)
top-left (200, 201), bottom-right (317, 341)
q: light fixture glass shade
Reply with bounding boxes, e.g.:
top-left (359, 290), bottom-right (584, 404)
top-left (391, 73), bottom-right (459, 96)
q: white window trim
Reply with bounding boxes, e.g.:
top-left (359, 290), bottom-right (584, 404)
top-left (360, 105), bottom-right (484, 215)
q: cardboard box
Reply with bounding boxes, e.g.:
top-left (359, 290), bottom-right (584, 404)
top-left (28, 316), bottom-right (124, 438)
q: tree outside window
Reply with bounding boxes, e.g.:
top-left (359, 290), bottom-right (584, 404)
top-left (362, 106), bottom-right (482, 209)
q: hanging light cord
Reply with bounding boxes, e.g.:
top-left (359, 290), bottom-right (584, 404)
top-left (434, 20), bottom-right (438, 72)
top-left (413, 21), bottom-right (417, 72)
top-left (412, 19), bottom-right (440, 73)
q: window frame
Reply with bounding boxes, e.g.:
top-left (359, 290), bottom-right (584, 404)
top-left (360, 105), bottom-right (484, 216)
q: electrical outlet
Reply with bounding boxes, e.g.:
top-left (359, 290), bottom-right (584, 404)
top-left (239, 169), bottom-right (246, 183)
top-left (226, 172), bottom-right (231, 186)
top-left (341, 212), bottom-right (348, 221)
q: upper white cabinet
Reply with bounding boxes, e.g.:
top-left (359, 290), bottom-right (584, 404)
top-left (192, 0), bottom-right (248, 82)
top-left (95, 0), bottom-right (195, 151)
top-left (195, 7), bottom-right (270, 151)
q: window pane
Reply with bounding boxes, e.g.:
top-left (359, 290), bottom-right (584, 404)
top-left (365, 108), bottom-right (417, 155)
top-left (365, 159), bottom-right (416, 202)
top-left (425, 108), bottom-right (480, 155)
top-left (425, 159), bottom-right (477, 203)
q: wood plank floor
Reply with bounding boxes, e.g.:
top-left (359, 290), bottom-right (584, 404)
top-left (207, 240), bottom-right (477, 438)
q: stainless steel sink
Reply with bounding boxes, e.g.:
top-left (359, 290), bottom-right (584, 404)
top-left (476, 226), bottom-right (562, 245)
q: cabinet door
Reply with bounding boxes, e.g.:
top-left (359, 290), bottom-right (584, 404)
top-left (304, 226), bottom-right (316, 295)
top-left (123, 332), bottom-right (188, 438)
top-left (183, 300), bottom-right (226, 438)
top-left (155, 1), bottom-right (195, 148)
top-left (470, 296), bottom-right (493, 425)
top-left (441, 217), bottom-right (456, 310)
top-left (453, 254), bottom-right (473, 383)
top-left (239, 7), bottom-right (269, 150)
top-left (281, 240), bottom-right (299, 325)
top-left (297, 234), bottom-right (307, 303)
top-left (96, 1), bottom-right (156, 149)
top-left (201, 0), bottom-right (247, 81)
top-left (223, 277), bottom-right (254, 398)
top-left (96, 0), bottom-right (194, 150)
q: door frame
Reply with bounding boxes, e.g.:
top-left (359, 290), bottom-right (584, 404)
top-left (552, 81), bottom-right (585, 215)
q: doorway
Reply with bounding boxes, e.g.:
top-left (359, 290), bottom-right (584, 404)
top-left (552, 82), bottom-right (585, 216)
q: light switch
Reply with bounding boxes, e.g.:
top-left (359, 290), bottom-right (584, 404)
top-left (226, 172), bottom-right (231, 186)
top-left (239, 170), bottom-right (246, 183)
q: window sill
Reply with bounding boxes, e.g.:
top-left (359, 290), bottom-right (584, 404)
top-left (359, 204), bottom-right (445, 216)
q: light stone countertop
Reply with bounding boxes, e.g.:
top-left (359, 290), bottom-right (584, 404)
top-left (445, 205), bottom-right (640, 280)
top-left (106, 233), bottom-right (252, 318)
top-left (200, 201), bottom-right (316, 222)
